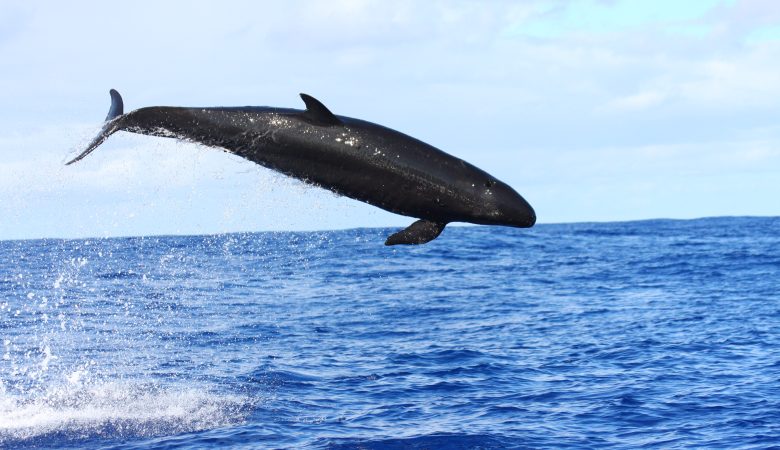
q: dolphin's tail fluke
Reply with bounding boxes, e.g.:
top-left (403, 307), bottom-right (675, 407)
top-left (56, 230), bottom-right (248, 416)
top-left (105, 89), bottom-right (124, 121)
top-left (65, 89), bottom-right (125, 165)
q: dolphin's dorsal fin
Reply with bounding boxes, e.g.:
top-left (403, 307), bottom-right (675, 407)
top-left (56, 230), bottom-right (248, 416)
top-left (385, 220), bottom-right (447, 246)
top-left (300, 93), bottom-right (341, 126)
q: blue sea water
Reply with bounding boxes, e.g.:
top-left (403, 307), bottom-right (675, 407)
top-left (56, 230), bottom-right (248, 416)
top-left (1, 216), bottom-right (779, 449)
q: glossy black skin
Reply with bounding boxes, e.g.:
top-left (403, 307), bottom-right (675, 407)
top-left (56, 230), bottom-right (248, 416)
top-left (104, 104), bottom-right (535, 228)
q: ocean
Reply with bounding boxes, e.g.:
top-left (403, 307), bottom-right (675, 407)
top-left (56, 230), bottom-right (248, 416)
top-left (1, 217), bottom-right (779, 449)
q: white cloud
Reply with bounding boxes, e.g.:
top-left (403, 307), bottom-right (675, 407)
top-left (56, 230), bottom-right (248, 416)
top-left (603, 90), bottom-right (667, 111)
top-left (678, 44), bottom-right (780, 108)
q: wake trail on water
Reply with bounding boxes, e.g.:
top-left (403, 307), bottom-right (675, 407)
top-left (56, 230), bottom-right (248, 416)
top-left (0, 379), bottom-right (251, 443)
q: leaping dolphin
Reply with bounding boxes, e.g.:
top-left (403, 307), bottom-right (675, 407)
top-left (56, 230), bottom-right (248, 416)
top-left (66, 90), bottom-right (536, 245)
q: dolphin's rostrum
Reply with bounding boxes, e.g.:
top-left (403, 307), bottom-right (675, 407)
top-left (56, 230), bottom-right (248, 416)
top-left (67, 90), bottom-right (536, 245)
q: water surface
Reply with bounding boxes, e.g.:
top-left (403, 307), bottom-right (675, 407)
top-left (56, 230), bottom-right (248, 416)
top-left (2, 217), bottom-right (779, 448)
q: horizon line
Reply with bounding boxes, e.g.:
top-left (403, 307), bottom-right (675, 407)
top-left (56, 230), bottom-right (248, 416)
top-left (1, 215), bottom-right (776, 244)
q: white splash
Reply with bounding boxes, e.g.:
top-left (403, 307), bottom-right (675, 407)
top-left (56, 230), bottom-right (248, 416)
top-left (0, 380), bottom-right (252, 442)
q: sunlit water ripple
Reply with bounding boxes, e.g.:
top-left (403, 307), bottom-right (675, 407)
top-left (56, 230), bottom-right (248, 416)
top-left (1, 217), bottom-right (779, 448)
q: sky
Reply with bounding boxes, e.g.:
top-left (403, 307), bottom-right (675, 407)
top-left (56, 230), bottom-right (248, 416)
top-left (0, 0), bottom-right (778, 240)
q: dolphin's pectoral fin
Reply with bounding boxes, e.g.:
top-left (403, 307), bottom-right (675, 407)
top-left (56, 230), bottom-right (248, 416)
top-left (299, 93), bottom-right (341, 126)
top-left (385, 220), bottom-right (447, 246)
top-left (65, 89), bottom-right (125, 165)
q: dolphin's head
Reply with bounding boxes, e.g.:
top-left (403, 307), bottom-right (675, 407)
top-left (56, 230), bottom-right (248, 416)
top-left (473, 179), bottom-right (536, 228)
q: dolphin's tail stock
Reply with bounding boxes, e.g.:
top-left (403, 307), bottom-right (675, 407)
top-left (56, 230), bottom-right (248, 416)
top-left (65, 89), bottom-right (125, 165)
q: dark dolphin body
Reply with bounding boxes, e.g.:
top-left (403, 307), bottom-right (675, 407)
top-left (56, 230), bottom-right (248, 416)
top-left (67, 90), bottom-right (535, 245)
